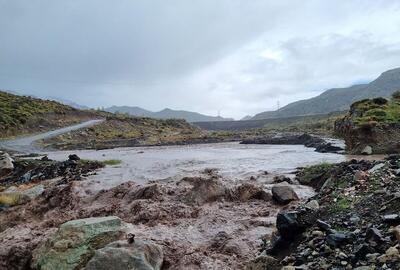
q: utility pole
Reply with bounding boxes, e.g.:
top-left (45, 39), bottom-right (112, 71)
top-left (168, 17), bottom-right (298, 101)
top-left (218, 110), bottom-right (221, 117)
top-left (277, 100), bottom-right (280, 110)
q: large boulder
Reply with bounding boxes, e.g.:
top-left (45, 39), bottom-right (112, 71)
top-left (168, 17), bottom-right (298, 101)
top-left (182, 177), bottom-right (227, 205)
top-left (32, 216), bottom-right (129, 270)
top-left (271, 185), bottom-right (298, 205)
top-left (84, 239), bottom-right (163, 270)
top-left (0, 152), bottom-right (14, 177)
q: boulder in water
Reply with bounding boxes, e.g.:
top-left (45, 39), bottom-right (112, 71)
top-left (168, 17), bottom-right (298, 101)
top-left (271, 185), bottom-right (298, 205)
top-left (32, 216), bottom-right (129, 270)
top-left (84, 239), bottom-right (163, 270)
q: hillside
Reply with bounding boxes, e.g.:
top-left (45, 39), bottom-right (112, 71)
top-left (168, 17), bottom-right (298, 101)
top-left (335, 92), bottom-right (400, 154)
top-left (253, 67), bottom-right (400, 119)
top-left (105, 106), bottom-right (234, 122)
top-left (40, 114), bottom-right (206, 150)
top-left (0, 90), bottom-right (96, 138)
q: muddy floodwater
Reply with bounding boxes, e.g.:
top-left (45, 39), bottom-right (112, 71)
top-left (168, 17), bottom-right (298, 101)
top-left (47, 142), bottom-right (346, 190)
top-left (3, 142), bottom-right (380, 269)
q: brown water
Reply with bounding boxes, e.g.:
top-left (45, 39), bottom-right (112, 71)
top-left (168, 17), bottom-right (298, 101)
top-left (46, 142), bottom-right (347, 190)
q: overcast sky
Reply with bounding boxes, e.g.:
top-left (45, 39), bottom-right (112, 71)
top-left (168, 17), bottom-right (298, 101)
top-left (1, 1), bottom-right (400, 119)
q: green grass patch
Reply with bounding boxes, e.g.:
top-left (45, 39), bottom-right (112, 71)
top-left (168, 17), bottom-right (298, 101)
top-left (297, 162), bottom-right (335, 185)
top-left (351, 95), bottom-right (400, 127)
top-left (330, 196), bottom-right (351, 213)
top-left (102, 159), bottom-right (122, 166)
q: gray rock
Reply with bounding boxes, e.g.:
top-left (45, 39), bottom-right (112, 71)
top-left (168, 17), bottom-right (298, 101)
top-left (21, 184), bottom-right (45, 199)
top-left (305, 200), bottom-right (319, 210)
top-left (271, 185), bottom-right (299, 205)
top-left (368, 163), bottom-right (385, 173)
top-left (0, 152), bottom-right (14, 176)
top-left (361, 145), bottom-right (373, 155)
top-left (246, 255), bottom-right (280, 270)
top-left (32, 216), bottom-right (129, 270)
top-left (84, 239), bottom-right (163, 270)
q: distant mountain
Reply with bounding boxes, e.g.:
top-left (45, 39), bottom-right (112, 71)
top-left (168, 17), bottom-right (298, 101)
top-left (47, 97), bottom-right (90, 110)
top-left (240, 115), bottom-right (253, 121)
top-left (252, 67), bottom-right (400, 120)
top-left (105, 106), bottom-right (234, 122)
top-left (105, 106), bottom-right (153, 117)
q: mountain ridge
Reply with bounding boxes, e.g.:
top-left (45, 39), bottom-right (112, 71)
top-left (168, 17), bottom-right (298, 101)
top-left (252, 67), bottom-right (400, 120)
top-left (105, 106), bottom-right (234, 122)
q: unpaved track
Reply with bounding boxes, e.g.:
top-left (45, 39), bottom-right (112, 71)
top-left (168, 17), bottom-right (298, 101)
top-left (0, 119), bottom-right (104, 153)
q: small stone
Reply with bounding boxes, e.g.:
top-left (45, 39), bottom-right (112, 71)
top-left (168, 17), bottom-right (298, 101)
top-left (368, 163), bottom-right (385, 173)
top-left (366, 253), bottom-right (379, 262)
top-left (354, 170), bottom-right (367, 182)
top-left (326, 232), bottom-right (349, 247)
top-left (382, 214), bottom-right (400, 225)
top-left (390, 225), bottom-right (400, 241)
top-left (281, 267), bottom-right (295, 270)
top-left (350, 215), bottom-right (361, 224)
top-left (312, 230), bottom-right (324, 237)
top-left (305, 200), bottom-right (319, 210)
top-left (271, 185), bottom-right (299, 205)
top-left (338, 252), bottom-right (348, 259)
top-left (361, 145), bottom-right (373, 155)
top-left (317, 220), bottom-right (332, 231)
top-left (68, 154), bottom-right (81, 161)
top-left (246, 255), bottom-right (280, 270)
top-left (341, 261), bottom-right (348, 266)
top-left (366, 227), bottom-right (384, 243)
top-left (354, 267), bottom-right (374, 270)
top-left (385, 246), bottom-right (399, 257)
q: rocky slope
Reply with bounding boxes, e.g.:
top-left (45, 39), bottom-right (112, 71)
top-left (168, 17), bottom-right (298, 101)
top-left (252, 156), bottom-right (400, 269)
top-left (335, 93), bottom-right (400, 154)
top-left (253, 67), bottom-right (400, 120)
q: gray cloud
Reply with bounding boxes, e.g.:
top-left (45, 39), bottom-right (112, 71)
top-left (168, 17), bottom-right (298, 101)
top-left (1, 0), bottom-right (400, 118)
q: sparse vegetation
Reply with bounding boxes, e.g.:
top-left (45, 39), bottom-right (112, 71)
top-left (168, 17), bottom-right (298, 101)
top-left (351, 94), bottom-right (400, 126)
top-left (41, 114), bottom-right (205, 149)
top-left (0, 90), bottom-right (96, 138)
top-left (102, 159), bottom-right (122, 166)
top-left (296, 162), bottom-right (335, 186)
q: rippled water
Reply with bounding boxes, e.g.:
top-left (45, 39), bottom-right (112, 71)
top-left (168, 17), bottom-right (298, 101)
top-left (47, 142), bottom-right (347, 190)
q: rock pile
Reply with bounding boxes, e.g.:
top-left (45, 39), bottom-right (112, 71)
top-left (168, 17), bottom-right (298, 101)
top-left (240, 133), bottom-right (344, 154)
top-left (257, 156), bottom-right (400, 269)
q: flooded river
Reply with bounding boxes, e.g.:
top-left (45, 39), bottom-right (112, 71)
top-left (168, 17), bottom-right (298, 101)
top-left (47, 142), bottom-right (347, 190)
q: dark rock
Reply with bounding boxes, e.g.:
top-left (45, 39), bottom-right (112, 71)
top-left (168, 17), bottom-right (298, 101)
top-left (317, 220), bottom-right (332, 232)
top-left (271, 186), bottom-right (299, 205)
top-left (68, 154), bottom-right (81, 161)
top-left (366, 227), bottom-right (384, 243)
top-left (382, 214), bottom-right (400, 225)
top-left (315, 143), bottom-right (343, 154)
top-left (40, 156), bottom-right (51, 161)
top-left (326, 232), bottom-right (350, 247)
top-left (276, 212), bottom-right (304, 240)
top-left (354, 244), bottom-right (375, 261)
top-left (273, 175), bottom-right (292, 184)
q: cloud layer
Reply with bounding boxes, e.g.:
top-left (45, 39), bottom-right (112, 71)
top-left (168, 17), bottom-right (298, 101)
top-left (1, 0), bottom-right (400, 118)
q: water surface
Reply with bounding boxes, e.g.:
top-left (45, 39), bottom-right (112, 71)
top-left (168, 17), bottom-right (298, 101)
top-left (47, 142), bottom-right (346, 190)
